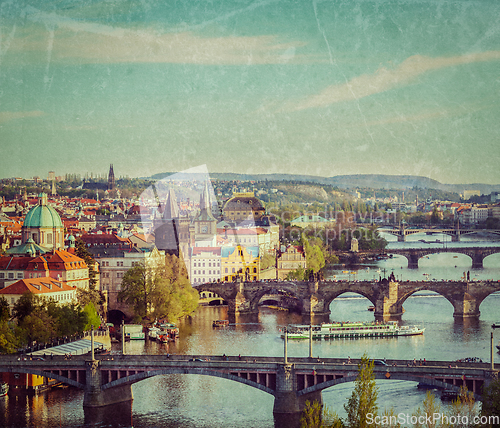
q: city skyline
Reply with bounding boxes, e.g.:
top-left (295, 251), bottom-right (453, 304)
top-left (1, 1), bottom-right (500, 184)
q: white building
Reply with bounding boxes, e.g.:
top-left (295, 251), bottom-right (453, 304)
top-left (190, 247), bottom-right (221, 284)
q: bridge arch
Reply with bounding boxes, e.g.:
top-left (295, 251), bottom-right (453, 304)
top-left (324, 289), bottom-right (377, 312)
top-left (101, 367), bottom-right (276, 396)
top-left (298, 373), bottom-right (480, 400)
top-left (0, 366), bottom-right (85, 389)
top-left (476, 290), bottom-right (500, 316)
top-left (246, 283), bottom-right (304, 313)
top-left (194, 284), bottom-right (234, 303)
top-left (397, 289), bottom-right (456, 316)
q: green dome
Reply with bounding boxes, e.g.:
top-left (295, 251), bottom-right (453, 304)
top-left (23, 193), bottom-right (63, 229)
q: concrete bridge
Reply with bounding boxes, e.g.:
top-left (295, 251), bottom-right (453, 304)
top-left (379, 226), bottom-right (500, 242)
top-left (194, 279), bottom-right (500, 319)
top-left (0, 354), bottom-right (497, 420)
top-left (335, 247), bottom-right (500, 269)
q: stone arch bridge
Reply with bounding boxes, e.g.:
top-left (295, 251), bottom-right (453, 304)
top-left (194, 279), bottom-right (500, 319)
top-left (0, 355), bottom-right (497, 420)
top-left (336, 246), bottom-right (500, 269)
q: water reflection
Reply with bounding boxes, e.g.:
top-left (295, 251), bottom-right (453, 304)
top-left (84, 401), bottom-right (133, 427)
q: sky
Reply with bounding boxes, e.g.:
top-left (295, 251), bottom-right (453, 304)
top-left (0, 0), bottom-right (499, 184)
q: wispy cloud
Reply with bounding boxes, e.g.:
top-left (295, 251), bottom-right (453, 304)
top-left (279, 51), bottom-right (500, 112)
top-left (18, 6), bottom-right (310, 65)
top-left (0, 111), bottom-right (45, 124)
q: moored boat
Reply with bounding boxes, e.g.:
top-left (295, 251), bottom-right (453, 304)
top-left (148, 327), bottom-right (161, 341)
top-left (212, 320), bottom-right (229, 328)
top-left (281, 320), bottom-right (424, 340)
top-left (0, 382), bottom-right (9, 397)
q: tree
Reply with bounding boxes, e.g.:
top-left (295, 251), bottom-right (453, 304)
top-left (118, 264), bottom-right (152, 318)
top-left (481, 378), bottom-right (500, 426)
top-left (300, 400), bottom-right (343, 428)
top-left (119, 256), bottom-right (198, 322)
top-left (75, 238), bottom-right (98, 290)
top-left (83, 302), bottom-right (101, 331)
top-left (344, 355), bottom-right (378, 428)
top-left (0, 296), bottom-right (10, 322)
top-left (19, 309), bottom-right (56, 345)
top-left (0, 320), bottom-right (19, 353)
top-left (47, 303), bottom-right (88, 337)
top-left (12, 292), bottom-right (40, 323)
top-left (302, 234), bottom-right (325, 273)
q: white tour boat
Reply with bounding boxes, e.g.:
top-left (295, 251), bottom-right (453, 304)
top-left (281, 320), bottom-right (424, 340)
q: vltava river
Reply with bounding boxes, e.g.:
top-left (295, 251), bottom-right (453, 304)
top-left (1, 234), bottom-right (499, 427)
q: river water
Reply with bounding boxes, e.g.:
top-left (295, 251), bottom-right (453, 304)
top-left (1, 234), bottom-right (499, 428)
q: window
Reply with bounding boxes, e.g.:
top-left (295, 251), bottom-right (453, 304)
top-left (17, 272), bottom-right (23, 279)
top-left (0, 273), bottom-right (3, 279)
top-left (117, 261), bottom-right (124, 267)
top-left (117, 272), bottom-right (123, 278)
top-left (8, 273), bottom-right (14, 279)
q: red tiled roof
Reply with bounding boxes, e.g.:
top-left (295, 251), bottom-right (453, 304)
top-left (0, 277), bottom-right (76, 295)
top-left (192, 247), bottom-right (221, 255)
top-left (80, 233), bottom-right (131, 245)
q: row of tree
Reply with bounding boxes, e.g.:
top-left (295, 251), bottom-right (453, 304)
top-left (0, 293), bottom-right (100, 354)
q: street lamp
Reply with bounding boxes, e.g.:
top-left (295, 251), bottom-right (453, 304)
top-left (283, 326), bottom-right (288, 364)
top-left (491, 324), bottom-right (500, 371)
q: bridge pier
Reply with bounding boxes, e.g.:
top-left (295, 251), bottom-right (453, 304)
top-left (471, 254), bottom-right (484, 269)
top-left (83, 360), bottom-right (133, 408)
top-left (451, 234), bottom-right (460, 242)
top-left (407, 253), bottom-right (419, 269)
top-left (374, 281), bottom-right (404, 320)
top-left (452, 294), bottom-right (480, 319)
top-left (397, 234), bottom-right (406, 242)
top-left (273, 364), bottom-right (323, 419)
top-left (301, 282), bottom-right (331, 317)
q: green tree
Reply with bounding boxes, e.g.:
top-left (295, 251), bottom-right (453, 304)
top-left (118, 264), bottom-right (152, 318)
top-left (0, 296), bottom-right (10, 322)
top-left (286, 265), bottom-right (306, 281)
top-left (83, 302), bottom-right (101, 331)
top-left (12, 292), bottom-right (40, 323)
top-left (47, 303), bottom-right (88, 337)
top-left (75, 238), bottom-right (98, 290)
top-left (260, 252), bottom-right (276, 271)
top-left (481, 378), bottom-right (500, 426)
top-left (300, 400), bottom-right (344, 428)
top-left (302, 234), bottom-right (325, 273)
top-left (344, 355), bottom-right (379, 428)
top-left (119, 256), bottom-right (198, 322)
top-left (0, 320), bottom-right (19, 353)
top-left (412, 391), bottom-right (441, 428)
top-left (19, 309), bottom-right (56, 345)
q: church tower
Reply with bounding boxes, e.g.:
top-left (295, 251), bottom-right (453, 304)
top-left (107, 164), bottom-right (116, 190)
top-left (193, 181), bottom-right (217, 246)
top-left (153, 188), bottom-right (181, 255)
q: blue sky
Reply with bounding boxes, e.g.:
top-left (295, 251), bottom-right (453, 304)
top-left (1, 0), bottom-right (499, 184)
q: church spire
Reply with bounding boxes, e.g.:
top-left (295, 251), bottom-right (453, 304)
top-left (107, 164), bottom-right (115, 190)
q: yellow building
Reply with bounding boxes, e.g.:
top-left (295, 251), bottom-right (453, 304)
top-left (221, 245), bottom-right (260, 282)
top-left (276, 245), bottom-right (307, 280)
top-left (222, 192), bottom-right (265, 222)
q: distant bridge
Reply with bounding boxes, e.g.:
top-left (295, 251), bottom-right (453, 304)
top-left (194, 279), bottom-right (500, 319)
top-left (335, 247), bottom-right (500, 268)
top-left (379, 226), bottom-right (500, 242)
top-left (0, 354), bottom-right (497, 418)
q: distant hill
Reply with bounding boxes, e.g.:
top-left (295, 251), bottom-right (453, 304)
top-left (149, 172), bottom-right (500, 194)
